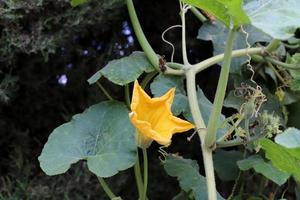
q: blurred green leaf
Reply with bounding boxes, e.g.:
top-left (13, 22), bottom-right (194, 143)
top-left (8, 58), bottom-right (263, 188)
top-left (275, 128), bottom-right (300, 148)
top-left (172, 191), bottom-right (192, 200)
top-left (163, 155), bottom-right (224, 200)
top-left (71, 0), bottom-right (89, 7)
top-left (213, 149), bottom-right (243, 181)
top-left (182, 0), bottom-right (250, 27)
top-left (260, 139), bottom-right (300, 182)
top-left (244, 0), bottom-right (300, 39)
top-left (237, 155), bottom-right (289, 185)
top-left (89, 51), bottom-right (155, 85)
top-left (38, 101), bottom-right (136, 177)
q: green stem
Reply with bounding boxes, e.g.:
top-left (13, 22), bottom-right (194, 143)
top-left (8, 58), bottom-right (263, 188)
top-left (190, 6), bottom-right (207, 22)
top-left (216, 135), bottom-right (262, 148)
top-left (180, 7), bottom-right (190, 66)
top-left (125, 84), bottom-right (131, 109)
top-left (166, 62), bottom-right (184, 69)
top-left (96, 81), bottom-right (113, 100)
top-left (186, 69), bottom-right (217, 200)
top-left (141, 71), bottom-right (157, 89)
top-left (216, 114), bottom-right (244, 143)
top-left (193, 47), bottom-right (262, 74)
top-left (283, 43), bottom-right (299, 49)
top-left (126, 0), bottom-right (159, 70)
top-left (142, 148), bottom-right (148, 200)
top-left (97, 176), bottom-right (117, 199)
top-left (266, 61), bottom-right (286, 84)
top-left (134, 151), bottom-right (144, 199)
top-left (252, 55), bottom-right (300, 70)
top-left (265, 39), bottom-right (281, 53)
top-left (164, 47), bottom-right (263, 76)
top-left (245, 119), bottom-right (250, 141)
top-left (205, 29), bottom-right (236, 148)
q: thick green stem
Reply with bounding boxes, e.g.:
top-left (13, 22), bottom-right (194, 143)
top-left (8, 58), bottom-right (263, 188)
top-left (164, 47), bottom-right (263, 76)
top-left (205, 29), bottom-right (236, 148)
top-left (190, 6), bottom-right (207, 22)
top-left (126, 0), bottom-right (159, 70)
top-left (96, 81), bottom-right (113, 100)
top-left (180, 7), bottom-right (189, 66)
top-left (186, 69), bottom-right (217, 200)
top-left (193, 47), bottom-right (262, 73)
top-left (142, 148), bottom-right (148, 200)
top-left (97, 177), bottom-right (117, 199)
top-left (134, 151), bottom-right (144, 199)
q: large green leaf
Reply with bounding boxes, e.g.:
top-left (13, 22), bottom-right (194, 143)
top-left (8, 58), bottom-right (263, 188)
top-left (260, 139), bottom-right (300, 182)
top-left (198, 21), bottom-right (271, 73)
top-left (275, 128), bottom-right (300, 148)
top-left (38, 101), bottom-right (136, 177)
top-left (213, 149), bottom-right (243, 181)
top-left (150, 74), bottom-right (188, 116)
top-left (244, 0), bottom-right (300, 39)
top-left (237, 155), bottom-right (289, 185)
top-left (182, 0), bottom-right (250, 27)
top-left (87, 51), bottom-right (155, 85)
top-left (163, 155), bottom-right (224, 200)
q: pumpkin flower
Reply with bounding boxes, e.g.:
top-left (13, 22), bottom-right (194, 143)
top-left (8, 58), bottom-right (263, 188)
top-left (129, 80), bottom-right (194, 148)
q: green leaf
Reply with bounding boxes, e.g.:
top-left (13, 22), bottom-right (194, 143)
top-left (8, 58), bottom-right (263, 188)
top-left (213, 149), bottom-right (243, 181)
top-left (150, 74), bottom-right (188, 116)
top-left (244, 0), bottom-right (300, 39)
top-left (89, 51), bottom-right (155, 86)
top-left (198, 21), bottom-right (271, 73)
top-left (182, 0), bottom-right (250, 27)
top-left (38, 101), bottom-right (136, 177)
top-left (87, 71), bottom-right (102, 85)
top-left (237, 155), bottom-right (289, 185)
top-left (260, 139), bottom-right (300, 182)
top-left (172, 191), bottom-right (192, 200)
top-left (71, 0), bottom-right (89, 7)
top-left (183, 89), bottom-right (228, 139)
top-left (275, 128), bottom-right (300, 148)
top-left (290, 78), bottom-right (300, 92)
top-left (163, 155), bottom-right (224, 200)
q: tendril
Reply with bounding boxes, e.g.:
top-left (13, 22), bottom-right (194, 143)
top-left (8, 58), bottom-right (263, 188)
top-left (161, 25), bottom-right (182, 62)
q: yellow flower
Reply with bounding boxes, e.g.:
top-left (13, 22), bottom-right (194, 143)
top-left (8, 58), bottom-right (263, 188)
top-left (129, 80), bottom-right (194, 148)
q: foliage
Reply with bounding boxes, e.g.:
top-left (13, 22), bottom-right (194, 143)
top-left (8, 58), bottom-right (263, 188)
top-left (163, 155), bottom-right (224, 200)
top-left (0, 0), bottom-right (124, 63)
top-left (39, 101), bottom-right (136, 177)
top-left (88, 51), bottom-right (155, 85)
top-left (244, 0), bottom-right (300, 39)
top-left (182, 0), bottom-right (250, 27)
